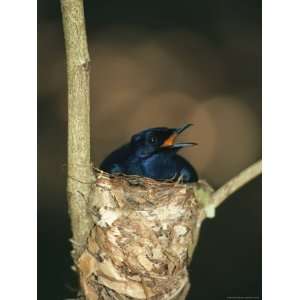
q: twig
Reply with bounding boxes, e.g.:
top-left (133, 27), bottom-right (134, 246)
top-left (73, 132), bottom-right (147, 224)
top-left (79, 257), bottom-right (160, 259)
top-left (213, 160), bottom-right (262, 208)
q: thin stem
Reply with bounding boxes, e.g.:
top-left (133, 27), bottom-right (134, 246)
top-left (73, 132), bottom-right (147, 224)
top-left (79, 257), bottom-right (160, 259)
top-left (213, 160), bottom-right (262, 208)
top-left (61, 0), bottom-right (94, 259)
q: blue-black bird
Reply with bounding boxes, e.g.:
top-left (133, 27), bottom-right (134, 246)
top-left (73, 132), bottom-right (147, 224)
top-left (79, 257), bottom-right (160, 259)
top-left (99, 124), bottom-right (198, 183)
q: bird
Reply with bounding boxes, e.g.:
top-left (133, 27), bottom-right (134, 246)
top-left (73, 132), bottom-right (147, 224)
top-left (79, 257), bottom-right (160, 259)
top-left (99, 124), bottom-right (198, 183)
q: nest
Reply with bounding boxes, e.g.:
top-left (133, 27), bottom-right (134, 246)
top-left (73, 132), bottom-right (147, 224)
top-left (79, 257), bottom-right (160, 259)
top-left (77, 172), bottom-right (212, 300)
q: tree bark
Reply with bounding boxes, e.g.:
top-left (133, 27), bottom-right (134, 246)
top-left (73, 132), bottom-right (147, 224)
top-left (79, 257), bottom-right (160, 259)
top-left (61, 0), bottom-right (94, 260)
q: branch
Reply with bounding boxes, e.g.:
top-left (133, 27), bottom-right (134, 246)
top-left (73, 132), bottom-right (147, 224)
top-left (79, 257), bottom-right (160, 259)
top-left (213, 160), bottom-right (262, 208)
top-left (61, 0), bottom-right (94, 259)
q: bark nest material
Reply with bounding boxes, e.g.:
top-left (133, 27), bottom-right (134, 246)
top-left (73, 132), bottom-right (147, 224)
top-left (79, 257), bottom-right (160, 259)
top-left (77, 172), bottom-right (212, 300)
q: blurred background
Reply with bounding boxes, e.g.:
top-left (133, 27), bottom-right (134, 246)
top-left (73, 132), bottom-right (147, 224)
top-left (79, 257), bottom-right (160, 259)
top-left (38, 1), bottom-right (261, 299)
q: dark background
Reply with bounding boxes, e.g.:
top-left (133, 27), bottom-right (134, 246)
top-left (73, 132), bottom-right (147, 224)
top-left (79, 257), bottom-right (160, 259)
top-left (38, 1), bottom-right (261, 299)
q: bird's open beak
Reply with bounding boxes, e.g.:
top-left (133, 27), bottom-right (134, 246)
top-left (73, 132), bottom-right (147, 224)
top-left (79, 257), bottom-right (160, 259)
top-left (160, 124), bottom-right (197, 149)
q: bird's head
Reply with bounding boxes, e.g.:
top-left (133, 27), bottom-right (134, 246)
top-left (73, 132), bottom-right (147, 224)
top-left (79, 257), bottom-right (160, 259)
top-left (130, 124), bottom-right (197, 158)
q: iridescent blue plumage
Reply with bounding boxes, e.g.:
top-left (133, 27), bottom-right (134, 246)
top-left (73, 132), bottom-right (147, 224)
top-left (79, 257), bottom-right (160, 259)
top-left (100, 124), bottom-right (198, 183)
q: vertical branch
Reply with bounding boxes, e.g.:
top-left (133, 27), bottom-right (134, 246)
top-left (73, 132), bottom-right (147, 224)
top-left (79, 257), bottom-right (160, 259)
top-left (61, 0), bottom-right (93, 259)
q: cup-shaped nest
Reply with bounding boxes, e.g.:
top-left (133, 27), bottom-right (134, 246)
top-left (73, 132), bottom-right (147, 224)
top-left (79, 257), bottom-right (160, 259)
top-left (78, 171), bottom-right (212, 300)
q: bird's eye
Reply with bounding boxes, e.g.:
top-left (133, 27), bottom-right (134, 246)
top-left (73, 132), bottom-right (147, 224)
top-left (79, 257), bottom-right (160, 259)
top-left (149, 136), bottom-right (157, 144)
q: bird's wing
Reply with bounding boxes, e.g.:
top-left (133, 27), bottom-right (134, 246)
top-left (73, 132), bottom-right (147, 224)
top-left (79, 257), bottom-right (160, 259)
top-left (175, 155), bottom-right (199, 182)
top-left (99, 143), bottom-right (131, 173)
